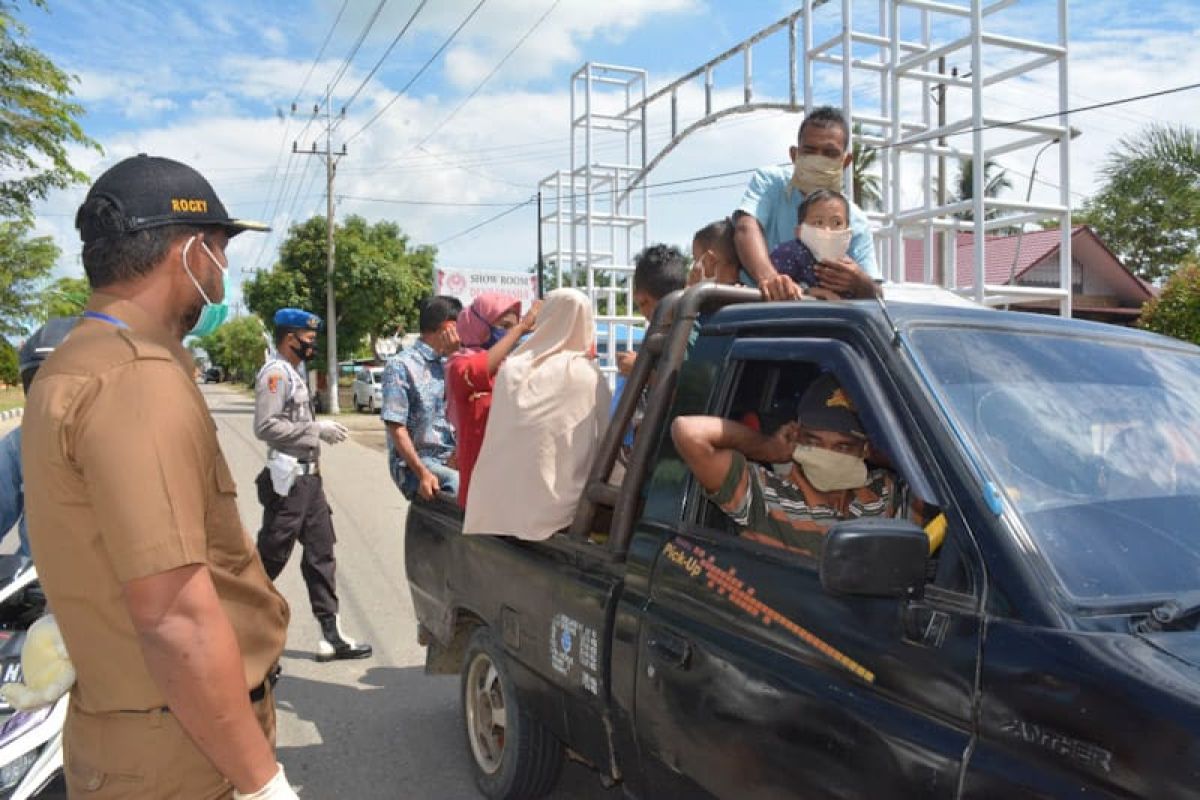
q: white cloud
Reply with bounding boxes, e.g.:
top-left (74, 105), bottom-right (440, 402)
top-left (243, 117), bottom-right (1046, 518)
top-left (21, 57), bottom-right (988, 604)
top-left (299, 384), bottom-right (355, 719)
top-left (392, 0), bottom-right (698, 89)
top-left (28, 0), bottom-right (1200, 291)
top-left (263, 26), bottom-right (287, 53)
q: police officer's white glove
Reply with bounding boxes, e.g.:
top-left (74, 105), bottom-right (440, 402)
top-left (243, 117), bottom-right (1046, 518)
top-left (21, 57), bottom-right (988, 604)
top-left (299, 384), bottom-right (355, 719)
top-left (234, 764), bottom-right (299, 800)
top-left (318, 420), bottom-right (349, 444)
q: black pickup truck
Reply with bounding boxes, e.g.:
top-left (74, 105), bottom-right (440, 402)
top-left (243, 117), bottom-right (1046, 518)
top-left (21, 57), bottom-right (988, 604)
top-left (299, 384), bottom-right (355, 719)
top-left (406, 285), bottom-right (1200, 800)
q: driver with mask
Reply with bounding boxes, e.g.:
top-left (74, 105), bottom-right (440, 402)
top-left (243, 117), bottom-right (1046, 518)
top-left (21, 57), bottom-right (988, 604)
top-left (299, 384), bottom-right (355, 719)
top-left (672, 373), bottom-right (909, 557)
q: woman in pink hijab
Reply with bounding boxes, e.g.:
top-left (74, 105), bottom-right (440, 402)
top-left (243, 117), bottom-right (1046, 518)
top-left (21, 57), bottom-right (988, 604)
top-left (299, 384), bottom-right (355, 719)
top-left (464, 289), bottom-right (611, 540)
top-left (446, 293), bottom-right (539, 508)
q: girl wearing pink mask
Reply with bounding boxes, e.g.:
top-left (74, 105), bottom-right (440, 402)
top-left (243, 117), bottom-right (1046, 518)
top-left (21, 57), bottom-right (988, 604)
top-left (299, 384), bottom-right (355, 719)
top-left (445, 293), bottom-right (540, 508)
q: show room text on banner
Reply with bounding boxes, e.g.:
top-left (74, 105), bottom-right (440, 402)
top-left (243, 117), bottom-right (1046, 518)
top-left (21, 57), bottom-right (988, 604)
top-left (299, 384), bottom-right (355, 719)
top-left (434, 268), bottom-right (540, 311)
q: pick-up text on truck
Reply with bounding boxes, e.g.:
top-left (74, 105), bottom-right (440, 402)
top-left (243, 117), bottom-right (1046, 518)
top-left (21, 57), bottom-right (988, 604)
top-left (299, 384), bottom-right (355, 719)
top-left (406, 286), bottom-right (1200, 800)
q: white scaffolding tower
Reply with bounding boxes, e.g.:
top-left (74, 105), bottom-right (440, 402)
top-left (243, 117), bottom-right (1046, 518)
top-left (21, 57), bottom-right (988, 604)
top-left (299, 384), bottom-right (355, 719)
top-left (540, 0), bottom-right (1072, 376)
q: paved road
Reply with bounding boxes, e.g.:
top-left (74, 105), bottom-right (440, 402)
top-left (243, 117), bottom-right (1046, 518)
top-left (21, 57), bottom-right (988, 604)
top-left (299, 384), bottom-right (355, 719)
top-left (204, 383), bottom-right (619, 800)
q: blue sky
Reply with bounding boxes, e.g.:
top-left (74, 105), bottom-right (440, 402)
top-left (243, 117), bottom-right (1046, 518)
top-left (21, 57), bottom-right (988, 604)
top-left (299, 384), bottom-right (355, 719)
top-left (13, 0), bottom-right (1200, 305)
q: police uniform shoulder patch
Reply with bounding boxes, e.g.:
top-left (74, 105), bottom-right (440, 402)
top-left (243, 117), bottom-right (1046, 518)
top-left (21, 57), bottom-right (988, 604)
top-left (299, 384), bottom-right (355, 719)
top-left (268, 373), bottom-right (280, 394)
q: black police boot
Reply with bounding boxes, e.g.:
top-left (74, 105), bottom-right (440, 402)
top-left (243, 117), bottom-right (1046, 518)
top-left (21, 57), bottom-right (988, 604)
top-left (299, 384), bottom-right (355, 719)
top-left (316, 614), bottom-right (373, 662)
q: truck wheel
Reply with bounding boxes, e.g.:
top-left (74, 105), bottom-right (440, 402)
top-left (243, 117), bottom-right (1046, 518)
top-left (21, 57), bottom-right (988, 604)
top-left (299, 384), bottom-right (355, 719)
top-left (462, 627), bottom-right (563, 799)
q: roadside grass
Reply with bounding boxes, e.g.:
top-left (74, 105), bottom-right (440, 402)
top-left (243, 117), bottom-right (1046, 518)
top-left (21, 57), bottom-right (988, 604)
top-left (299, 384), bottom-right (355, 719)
top-left (0, 386), bottom-right (21, 413)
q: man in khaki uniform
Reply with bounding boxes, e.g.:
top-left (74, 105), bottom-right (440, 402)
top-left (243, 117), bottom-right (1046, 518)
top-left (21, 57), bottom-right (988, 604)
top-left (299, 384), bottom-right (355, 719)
top-left (21, 154), bottom-right (297, 799)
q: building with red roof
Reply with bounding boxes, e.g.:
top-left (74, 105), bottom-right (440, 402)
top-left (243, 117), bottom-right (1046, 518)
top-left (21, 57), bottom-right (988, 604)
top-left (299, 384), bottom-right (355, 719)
top-left (902, 225), bottom-right (1154, 325)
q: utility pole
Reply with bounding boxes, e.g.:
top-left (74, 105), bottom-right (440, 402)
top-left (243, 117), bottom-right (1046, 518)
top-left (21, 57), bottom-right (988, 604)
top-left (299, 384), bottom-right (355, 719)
top-left (294, 87), bottom-right (347, 414)
top-left (536, 191), bottom-right (545, 298)
top-left (934, 56), bottom-right (947, 286)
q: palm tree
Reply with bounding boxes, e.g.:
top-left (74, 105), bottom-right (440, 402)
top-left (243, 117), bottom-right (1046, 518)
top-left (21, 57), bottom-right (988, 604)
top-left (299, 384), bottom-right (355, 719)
top-left (953, 157), bottom-right (1013, 220)
top-left (1085, 124), bottom-right (1200, 281)
top-left (851, 123), bottom-right (882, 212)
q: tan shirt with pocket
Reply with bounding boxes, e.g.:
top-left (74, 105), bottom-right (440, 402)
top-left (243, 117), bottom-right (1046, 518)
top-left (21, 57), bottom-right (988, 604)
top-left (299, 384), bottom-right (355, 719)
top-left (21, 292), bottom-right (289, 715)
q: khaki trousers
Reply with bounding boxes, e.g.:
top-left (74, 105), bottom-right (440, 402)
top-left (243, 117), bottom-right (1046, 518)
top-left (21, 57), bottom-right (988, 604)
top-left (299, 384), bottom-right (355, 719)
top-left (64, 684), bottom-right (276, 799)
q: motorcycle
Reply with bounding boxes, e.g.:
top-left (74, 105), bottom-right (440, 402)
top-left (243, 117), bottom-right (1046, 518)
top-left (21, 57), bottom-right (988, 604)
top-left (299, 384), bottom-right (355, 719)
top-left (0, 555), bottom-right (63, 799)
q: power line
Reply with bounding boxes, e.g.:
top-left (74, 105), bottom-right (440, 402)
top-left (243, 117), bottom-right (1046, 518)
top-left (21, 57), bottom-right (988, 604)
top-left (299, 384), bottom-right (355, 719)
top-left (882, 81), bottom-right (1200, 152)
top-left (436, 197), bottom-right (535, 245)
top-left (346, 0), bottom-right (488, 144)
top-left (340, 194), bottom-right (527, 207)
top-left (409, 0), bottom-right (561, 153)
top-left (341, 0), bottom-right (430, 114)
top-left (291, 0), bottom-right (350, 108)
top-left (324, 0), bottom-right (390, 103)
top-left (255, 2), bottom-right (350, 270)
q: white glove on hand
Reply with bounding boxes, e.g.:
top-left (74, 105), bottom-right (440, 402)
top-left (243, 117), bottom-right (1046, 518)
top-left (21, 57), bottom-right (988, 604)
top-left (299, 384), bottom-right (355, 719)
top-left (234, 764), bottom-right (299, 800)
top-left (318, 420), bottom-right (349, 444)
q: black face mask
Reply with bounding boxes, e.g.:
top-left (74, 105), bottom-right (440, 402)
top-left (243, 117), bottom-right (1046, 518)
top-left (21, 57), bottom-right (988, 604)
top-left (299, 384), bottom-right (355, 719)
top-left (290, 339), bottom-right (317, 362)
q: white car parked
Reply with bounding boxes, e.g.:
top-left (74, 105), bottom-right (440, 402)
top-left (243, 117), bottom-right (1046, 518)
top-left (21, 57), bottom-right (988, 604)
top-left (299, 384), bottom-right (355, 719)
top-left (352, 366), bottom-right (385, 413)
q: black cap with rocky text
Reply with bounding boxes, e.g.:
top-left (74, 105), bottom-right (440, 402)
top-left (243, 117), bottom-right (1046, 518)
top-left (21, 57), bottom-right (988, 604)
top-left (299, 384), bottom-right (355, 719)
top-left (76, 154), bottom-right (269, 243)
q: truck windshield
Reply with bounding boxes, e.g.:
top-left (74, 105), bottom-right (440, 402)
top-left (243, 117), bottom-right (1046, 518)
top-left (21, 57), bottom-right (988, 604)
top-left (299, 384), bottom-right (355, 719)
top-left (909, 326), bottom-right (1200, 604)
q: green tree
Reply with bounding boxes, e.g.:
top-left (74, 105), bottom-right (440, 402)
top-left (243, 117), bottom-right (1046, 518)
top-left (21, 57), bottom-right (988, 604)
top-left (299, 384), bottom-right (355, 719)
top-left (195, 315), bottom-right (269, 385)
top-left (1, 0), bottom-right (99, 222)
top-left (953, 156), bottom-right (1013, 220)
top-left (851, 123), bottom-right (882, 212)
top-left (535, 262), bottom-right (629, 316)
top-left (1082, 124), bottom-right (1200, 283)
top-left (0, 338), bottom-right (17, 386)
top-left (0, 218), bottom-right (58, 336)
top-left (244, 215), bottom-right (433, 362)
top-left (40, 275), bottom-right (89, 319)
top-left (1138, 259), bottom-right (1200, 345)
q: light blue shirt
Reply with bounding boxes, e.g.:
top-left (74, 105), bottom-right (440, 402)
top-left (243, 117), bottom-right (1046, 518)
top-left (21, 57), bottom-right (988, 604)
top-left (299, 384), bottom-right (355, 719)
top-left (0, 427), bottom-right (30, 559)
top-left (736, 165), bottom-right (879, 281)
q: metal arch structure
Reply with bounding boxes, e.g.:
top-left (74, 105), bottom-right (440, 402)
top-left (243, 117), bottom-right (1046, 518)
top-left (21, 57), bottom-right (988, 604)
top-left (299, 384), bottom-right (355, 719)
top-left (539, 0), bottom-right (1072, 379)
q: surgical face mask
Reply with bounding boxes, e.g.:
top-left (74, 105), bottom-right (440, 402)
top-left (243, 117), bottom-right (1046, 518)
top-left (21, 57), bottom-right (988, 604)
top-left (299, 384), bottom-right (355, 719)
top-left (791, 444), bottom-right (868, 492)
top-left (799, 223), bottom-right (853, 263)
top-left (183, 236), bottom-right (230, 338)
top-left (790, 154), bottom-right (845, 195)
top-left (484, 325), bottom-right (508, 349)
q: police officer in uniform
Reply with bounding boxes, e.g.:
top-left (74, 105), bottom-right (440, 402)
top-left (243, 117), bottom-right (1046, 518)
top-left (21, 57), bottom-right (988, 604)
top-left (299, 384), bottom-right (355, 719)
top-left (254, 308), bottom-right (372, 661)
top-left (23, 154), bottom-right (298, 798)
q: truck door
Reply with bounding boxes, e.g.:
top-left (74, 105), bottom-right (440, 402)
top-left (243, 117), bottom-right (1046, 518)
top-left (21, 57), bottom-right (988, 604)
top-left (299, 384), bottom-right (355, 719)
top-left (633, 338), bottom-right (986, 799)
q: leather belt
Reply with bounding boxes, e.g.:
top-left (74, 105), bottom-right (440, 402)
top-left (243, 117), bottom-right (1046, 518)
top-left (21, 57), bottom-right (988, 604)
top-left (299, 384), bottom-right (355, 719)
top-left (122, 664), bottom-right (280, 714)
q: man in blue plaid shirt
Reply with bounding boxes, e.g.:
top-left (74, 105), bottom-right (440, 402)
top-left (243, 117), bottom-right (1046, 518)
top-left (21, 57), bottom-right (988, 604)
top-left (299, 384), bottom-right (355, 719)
top-left (382, 296), bottom-right (462, 500)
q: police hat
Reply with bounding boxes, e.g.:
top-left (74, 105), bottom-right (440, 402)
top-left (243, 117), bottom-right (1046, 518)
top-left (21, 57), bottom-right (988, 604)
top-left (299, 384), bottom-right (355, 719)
top-left (274, 308), bottom-right (323, 332)
top-left (76, 154), bottom-right (270, 243)
top-left (796, 373), bottom-right (866, 438)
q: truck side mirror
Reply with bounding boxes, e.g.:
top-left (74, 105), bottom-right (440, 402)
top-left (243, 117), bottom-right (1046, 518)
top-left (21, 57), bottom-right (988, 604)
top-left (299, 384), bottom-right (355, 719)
top-left (819, 518), bottom-right (928, 599)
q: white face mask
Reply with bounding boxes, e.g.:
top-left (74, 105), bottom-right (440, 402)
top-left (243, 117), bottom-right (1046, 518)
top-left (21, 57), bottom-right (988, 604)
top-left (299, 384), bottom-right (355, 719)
top-left (799, 223), bottom-right (853, 264)
top-left (791, 444), bottom-right (868, 492)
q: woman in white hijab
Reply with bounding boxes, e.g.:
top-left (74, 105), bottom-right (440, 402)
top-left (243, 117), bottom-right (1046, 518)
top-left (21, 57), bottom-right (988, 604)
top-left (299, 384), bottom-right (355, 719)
top-left (464, 288), bottom-right (611, 540)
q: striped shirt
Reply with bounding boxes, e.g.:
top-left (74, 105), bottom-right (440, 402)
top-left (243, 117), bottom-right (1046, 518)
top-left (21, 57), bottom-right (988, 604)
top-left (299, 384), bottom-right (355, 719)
top-left (709, 452), bottom-right (899, 558)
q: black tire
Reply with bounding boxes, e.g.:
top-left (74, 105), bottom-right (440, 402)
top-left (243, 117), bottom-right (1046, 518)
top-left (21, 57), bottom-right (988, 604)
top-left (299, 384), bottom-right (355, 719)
top-left (461, 627), bottom-right (563, 800)
top-left (367, 395), bottom-right (376, 414)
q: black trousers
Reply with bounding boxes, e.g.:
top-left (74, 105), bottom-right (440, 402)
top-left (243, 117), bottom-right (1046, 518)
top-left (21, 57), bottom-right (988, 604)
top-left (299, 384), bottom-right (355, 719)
top-left (255, 468), bottom-right (338, 618)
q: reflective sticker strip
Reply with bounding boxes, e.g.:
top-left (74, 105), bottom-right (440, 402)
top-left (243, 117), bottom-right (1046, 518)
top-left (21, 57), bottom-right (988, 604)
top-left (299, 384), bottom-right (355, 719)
top-left (663, 537), bottom-right (876, 684)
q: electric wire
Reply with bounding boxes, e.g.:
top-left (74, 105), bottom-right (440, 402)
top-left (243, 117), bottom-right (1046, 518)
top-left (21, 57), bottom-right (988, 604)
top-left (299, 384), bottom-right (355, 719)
top-left (324, 0), bottom-right (390, 103)
top-left (291, 0), bottom-right (350, 109)
top-left (345, 0), bottom-right (489, 144)
top-left (408, 0), bottom-right (561, 154)
top-left (340, 0), bottom-right (430, 114)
